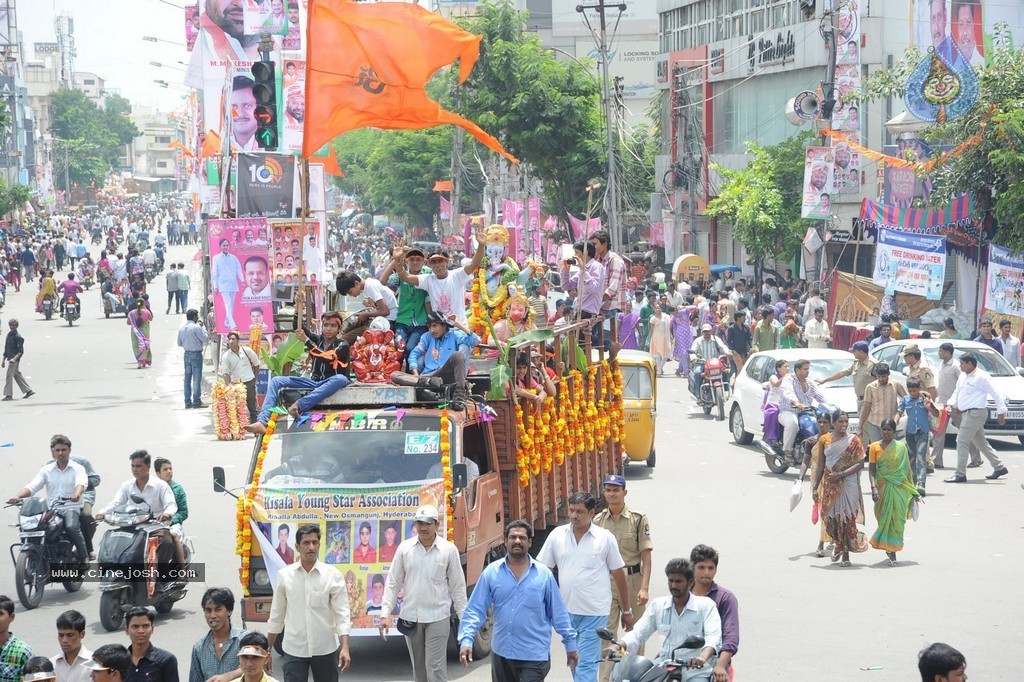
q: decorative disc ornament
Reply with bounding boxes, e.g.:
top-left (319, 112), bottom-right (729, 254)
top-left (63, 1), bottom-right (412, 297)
top-left (904, 42), bottom-right (978, 123)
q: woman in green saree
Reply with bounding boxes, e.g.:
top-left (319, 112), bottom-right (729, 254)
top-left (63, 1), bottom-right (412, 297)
top-left (868, 418), bottom-right (921, 566)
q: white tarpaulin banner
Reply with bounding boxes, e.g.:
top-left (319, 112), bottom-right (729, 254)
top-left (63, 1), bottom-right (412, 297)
top-left (873, 227), bottom-right (946, 300)
top-left (985, 244), bottom-right (1024, 317)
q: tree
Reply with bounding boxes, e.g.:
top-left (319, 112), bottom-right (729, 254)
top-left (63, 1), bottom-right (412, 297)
top-left (363, 127), bottom-right (453, 228)
top-left (49, 89), bottom-right (140, 188)
top-left (0, 179), bottom-right (31, 218)
top-left (859, 30), bottom-right (1024, 249)
top-left (705, 132), bottom-right (814, 283)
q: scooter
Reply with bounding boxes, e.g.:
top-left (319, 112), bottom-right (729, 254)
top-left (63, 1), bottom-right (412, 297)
top-left (96, 495), bottom-right (195, 631)
top-left (63, 295), bottom-right (80, 327)
top-left (41, 295), bottom-right (54, 321)
top-left (5, 497), bottom-right (85, 609)
top-left (144, 264), bottom-right (156, 283)
top-left (82, 274), bottom-right (94, 291)
top-left (687, 351), bottom-right (731, 421)
top-left (757, 404), bottom-right (833, 474)
top-left (598, 627), bottom-right (707, 682)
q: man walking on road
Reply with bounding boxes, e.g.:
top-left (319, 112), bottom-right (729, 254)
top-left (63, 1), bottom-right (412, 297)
top-left (930, 342), bottom-right (977, 471)
top-left (458, 521), bottom-right (578, 681)
top-left (165, 264), bottom-right (179, 314)
top-left (537, 492), bottom-right (633, 682)
top-left (945, 352), bottom-right (1009, 483)
top-left (175, 264), bottom-right (190, 312)
top-left (859, 363), bottom-right (906, 446)
top-left (267, 524), bottom-right (351, 682)
top-left (594, 476), bottom-right (652, 682)
top-left (177, 310), bottom-right (209, 409)
top-left (379, 505), bottom-right (467, 682)
top-left (3, 319), bottom-right (34, 401)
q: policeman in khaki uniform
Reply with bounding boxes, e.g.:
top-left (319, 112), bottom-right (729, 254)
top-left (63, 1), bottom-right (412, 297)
top-left (593, 474), bottom-right (653, 682)
top-left (902, 344), bottom-right (936, 399)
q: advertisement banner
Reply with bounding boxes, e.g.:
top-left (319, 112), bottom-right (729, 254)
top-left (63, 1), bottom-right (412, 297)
top-left (910, 0), bottom-right (1023, 68)
top-left (832, 64), bottom-right (861, 134)
top-left (237, 153), bottom-right (295, 219)
top-left (872, 227), bottom-right (946, 300)
top-left (185, 5), bottom-right (200, 51)
top-left (281, 59), bottom-right (306, 154)
top-left (209, 218), bottom-right (275, 334)
top-left (244, 0), bottom-right (289, 36)
top-left (801, 146), bottom-right (834, 219)
top-left (249, 480), bottom-right (445, 634)
top-left (831, 270), bottom-right (948, 325)
top-left (831, 134), bottom-right (862, 195)
top-left (985, 244), bottom-right (1024, 317)
top-left (527, 197), bottom-right (541, 256)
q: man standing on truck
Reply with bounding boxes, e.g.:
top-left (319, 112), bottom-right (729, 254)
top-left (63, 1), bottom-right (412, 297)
top-left (393, 231), bottom-right (488, 324)
top-left (537, 492), bottom-right (634, 682)
top-left (267, 524), bottom-right (351, 682)
top-left (390, 311), bottom-right (478, 411)
top-left (379, 504), bottom-right (467, 682)
top-left (594, 476), bottom-right (653, 682)
top-left (458, 520), bottom-right (578, 681)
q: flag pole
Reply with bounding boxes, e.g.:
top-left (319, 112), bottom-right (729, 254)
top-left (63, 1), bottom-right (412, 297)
top-left (577, 181), bottom-right (601, 325)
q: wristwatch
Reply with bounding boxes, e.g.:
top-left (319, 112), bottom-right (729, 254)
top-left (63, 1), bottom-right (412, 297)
top-left (622, 609), bottom-right (633, 615)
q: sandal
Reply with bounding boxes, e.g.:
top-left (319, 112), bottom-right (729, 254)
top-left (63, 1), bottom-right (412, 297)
top-left (831, 548), bottom-right (842, 563)
top-left (886, 551), bottom-right (897, 567)
top-left (840, 560), bottom-right (851, 567)
top-left (815, 548), bottom-right (826, 558)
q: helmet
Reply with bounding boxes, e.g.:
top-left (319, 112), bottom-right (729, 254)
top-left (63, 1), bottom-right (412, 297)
top-left (610, 654), bottom-right (655, 682)
top-left (426, 311), bottom-right (452, 328)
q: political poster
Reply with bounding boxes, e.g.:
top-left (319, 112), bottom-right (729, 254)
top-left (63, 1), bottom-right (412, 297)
top-left (801, 146), bottom-right (834, 219)
top-left (209, 218), bottom-right (275, 334)
top-left (185, 5), bottom-right (200, 52)
top-left (831, 135), bottom-right (862, 195)
top-left (269, 219), bottom-right (310, 297)
top-left (883, 138), bottom-right (935, 207)
top-left (282, 0), bottom-right (303, 51)
top-left (910, 0), bottom-right (1024, 69)
top-left (244, 0), bottom-right (289, 36)
top-left (832, 64), bottom-right (861, 134)
top-left (237, 153), bottom-right (295, 219)
top-left (836, 0), bottom-right (860, 65)
top-left (281, 59), bottom-right (306, 154)
top-left (985, 244), bottom-right (1024, 317)
top-left (292, 163), bottom-right (327, 281)
top-left (872, 227), bottom-right (946, 300)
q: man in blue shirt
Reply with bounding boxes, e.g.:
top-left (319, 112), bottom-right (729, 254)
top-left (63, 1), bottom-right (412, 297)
top-left (458, 521), bottom-right (578, 681)
top-left (390, 312), bottom-right (478, 411)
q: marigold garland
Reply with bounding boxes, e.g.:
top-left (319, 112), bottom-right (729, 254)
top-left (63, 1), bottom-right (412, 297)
top-left (248, 323), bottom-right (263, 354)
top-left (212, 381), bottom-right (250, 440)
top-left (440, 408), bottom-right (454, 541)
top-left (235, 411), bottom-right (280, 596)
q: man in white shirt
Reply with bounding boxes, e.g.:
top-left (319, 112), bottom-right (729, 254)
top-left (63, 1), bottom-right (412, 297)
top-left (212, 238), bottom-right (245, 331)
top-left (998, 319), bottom-right (1021, 368)
top-left (803, 307), bottom-right (831, 349)
top-left (946, 352), bottom-right (1009, 483)
top-left (802, 287), bottom-right (827, 322)
top-left (334, 272), bottom-right (398, 343)
top-left (95, 450), bottom-right (178, 577)
top-left (7, 434), bottom-right (89, 564)
top-left (393, 232), bottom-right (488, 324)
top-left (52, 609), bottom-right (92, 682)
top-left (379, 505), bottom-right (467, 682)
top-left (303, 235), bottom-right (325, 280)
top-left (617, 558), bottom-right (721, 680)
top-left (267, 524), bottom-right (352, 682)
top-left (537, 492), bottom-right (633, 682)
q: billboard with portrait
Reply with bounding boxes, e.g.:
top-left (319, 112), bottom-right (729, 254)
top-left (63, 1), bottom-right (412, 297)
top-left (208, 217), bottom-right (275, 334)
top-left (910, 0), bottom-right (1024, 68)
top-left (801, 146), bottom-right (835, 220)
top-left (281, 59), bottom-right (306, 154)
top-left (185, 5), bottom-right (201, 51)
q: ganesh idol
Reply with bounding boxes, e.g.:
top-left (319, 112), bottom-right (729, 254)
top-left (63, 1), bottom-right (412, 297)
top-left (470, 224), bottom-right (542, 343)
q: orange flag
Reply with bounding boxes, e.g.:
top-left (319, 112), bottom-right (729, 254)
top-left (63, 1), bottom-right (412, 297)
top-left (199, 130), bottom-right (221, 160)
top-left (311, 145), bottom-right (344, 177)
top-left (303, 0), bottom-right (518, 163)
top-left (433, 180), bottom-right (453, 192)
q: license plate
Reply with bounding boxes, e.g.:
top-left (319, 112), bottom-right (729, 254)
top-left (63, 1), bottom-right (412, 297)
top-left (995, 409), bottom-right (1024, 420)
top-left (20, 531), bottom-right (44, 538)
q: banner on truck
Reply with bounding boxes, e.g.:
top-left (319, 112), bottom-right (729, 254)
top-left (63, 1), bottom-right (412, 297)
top-left (872, 227), bottom-right (946, 300)
top-left (249, 480), bottom-right (445, 634)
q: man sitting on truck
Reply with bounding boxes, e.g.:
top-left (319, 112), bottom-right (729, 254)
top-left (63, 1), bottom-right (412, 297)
top-left (389, 311), bottom-right (478, 411)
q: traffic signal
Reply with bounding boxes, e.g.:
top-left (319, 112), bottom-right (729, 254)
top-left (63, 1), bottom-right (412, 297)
top-left (251, 60), bottom-right (278, 151)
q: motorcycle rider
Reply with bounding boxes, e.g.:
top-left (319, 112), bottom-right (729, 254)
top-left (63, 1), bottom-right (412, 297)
top-left (95, 450), bottom-right (178, 584)
top-left (56, 273), bottom-right (84, 317)
top-left (689, 323), bottom-right (730, 400)
top-left (7, 434), bottom-right (90, 567)
top-left (69, 455), bottom-right (101, 560)
top-left (153, 458), bottom-right (188, 573)
top-left (778, 359), bottom-right (830, 466)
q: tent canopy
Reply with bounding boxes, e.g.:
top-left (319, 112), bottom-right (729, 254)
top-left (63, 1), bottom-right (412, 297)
top-left (672, 253), bottom-right (710, 282)
top-left (710, 263), bottom-right (741, 275)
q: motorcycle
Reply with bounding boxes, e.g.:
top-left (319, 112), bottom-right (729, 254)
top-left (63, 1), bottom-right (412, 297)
top-left (687, 352), bottom-right (731, 421)
top-left (96, 495), bottom-right (194, 631)
top-left (5, 497), bottom-right (85, 609)
top-left (63, 295), bottom-right (80, 327)
top-left (42, 294), bottom-right (54, 321)
top-left (598, 627), bottom-right (707, 682)
top-left (757, 404), bottom-right (833, 474)
top-left (82, 274), bottom-right (94, 290)
top-left (144, 264), bottom-right (156, 283)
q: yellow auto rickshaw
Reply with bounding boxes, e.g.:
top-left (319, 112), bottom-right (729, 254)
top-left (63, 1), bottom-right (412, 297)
top-left (616, 350), bottom-right (657, 468)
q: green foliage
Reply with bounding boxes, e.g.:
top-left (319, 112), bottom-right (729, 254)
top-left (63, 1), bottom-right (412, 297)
top-left (0, 179), bottom-right (31, 217)
top-left (705, 132), bottom-right (814, 264)
top-left (262, 332), bottom-right (308, 377)
top-left (49, 89), bottom-right (140, 187)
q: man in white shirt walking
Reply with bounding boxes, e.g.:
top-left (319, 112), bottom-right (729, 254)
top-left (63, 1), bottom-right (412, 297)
top-left (267, 524), bottom-right (351, 682)
top-left (998, 319), bottom-right (1021, 368)
top-left (537, 492), bottom-right (634, 682)
top-left (945, 352), bottom-right (1009, 483)
top-left (379, 505), bottom-right (467, 682)
top-left (803, 307), bottom-right (831, 349)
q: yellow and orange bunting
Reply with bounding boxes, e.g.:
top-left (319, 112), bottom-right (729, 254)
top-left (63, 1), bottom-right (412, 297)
top-left (248, 324), bottom-right (263, 354)
top-left (235, 411), bottom-right (280, 596)
top-left (440, 407), bottom-right (454, 541)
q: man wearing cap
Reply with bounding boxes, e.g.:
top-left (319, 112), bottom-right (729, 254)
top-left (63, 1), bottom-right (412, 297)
top-left (390, 312), bottom-right (479, 411)
top-left (235, 633), bottom-right (274, 682)
top-left (393, 231), bottom-right (488, 324)
top-left (51, 610), bottom-right (91, 682)
top-left (593, 476), bottom-right (652, 682)
top-left (690, 323), bottom-right (730, 402)
top-left (859, 362), bottom-right (907, 446)
top-left (380, 247), bottom-right (430, 367)
top-left (267, 524), bottom-right (351, 682)
top-left (818, 341), bottom-right (877, 412)
top-left (378, 505), bottom-right (467, 682)
top-left (81, 645), bottom-right (132, 682)
top-left (902, 344), bottom-right (936, 399)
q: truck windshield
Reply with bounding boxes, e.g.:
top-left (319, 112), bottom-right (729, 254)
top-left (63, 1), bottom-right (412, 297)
top-left (257, 414), bottom-right (444, 486)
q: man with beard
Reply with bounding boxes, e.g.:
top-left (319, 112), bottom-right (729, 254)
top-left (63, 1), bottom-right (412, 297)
top-left (230, 77), bottom-right (259, 151)
top-left (201, 0), bottom-right (262, 61)
top-left (285, 88), bottom-right (305, 125)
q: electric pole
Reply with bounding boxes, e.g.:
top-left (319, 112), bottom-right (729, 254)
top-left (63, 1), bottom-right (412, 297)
top-left (577, 1), bottom-right (625, 253)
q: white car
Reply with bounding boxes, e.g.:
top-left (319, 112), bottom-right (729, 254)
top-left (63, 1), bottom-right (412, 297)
top-left (728, 348), bottom-right (860, 445)
top-left (869, 338), bottom-right (1024, 445)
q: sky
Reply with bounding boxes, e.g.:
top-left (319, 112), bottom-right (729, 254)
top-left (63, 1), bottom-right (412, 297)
top-left (20, 0), bottom-right (209, 113)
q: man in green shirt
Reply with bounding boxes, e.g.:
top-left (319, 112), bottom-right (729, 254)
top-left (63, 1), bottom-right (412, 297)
top-left (154, 458), bottom-right (189, 572)
top-left (638, 290), bottom-right (657, 349)
top-left (381, 247), bottom-right (430, 366)
top-left (752, 307), bottom-right (780, 352)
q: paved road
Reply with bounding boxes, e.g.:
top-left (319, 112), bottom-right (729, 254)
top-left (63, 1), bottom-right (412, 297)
top-left (0, 248), bottom-right (1020, 681)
